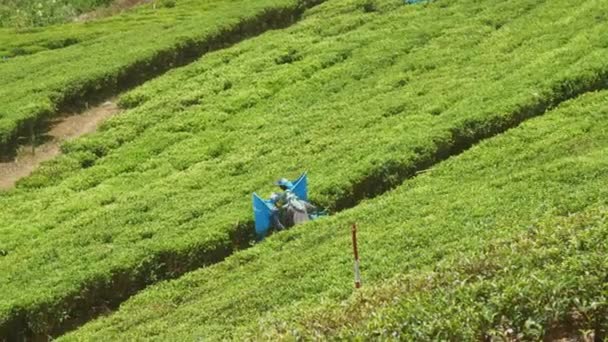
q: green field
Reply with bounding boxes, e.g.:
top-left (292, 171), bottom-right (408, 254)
top-left (0, 0), bottom-right (114, 28)
top-left (61, 88), bottom-right (608, 340)
top-left (0, 0), bottom-right (322, 151)
top-left (1, 0), bottom-right (608, 339)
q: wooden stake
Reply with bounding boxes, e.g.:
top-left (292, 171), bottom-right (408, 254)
top-left (352, 223), bottom-right (361, 288)
top-left (29, 121), bottom-right (35, 155)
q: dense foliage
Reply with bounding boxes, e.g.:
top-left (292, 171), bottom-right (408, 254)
top-left (0, 0), bottom-right (321, 150)
top-left (0, 0), bottom-right (114, 28)
top-left (62, 90), bottom-right (608, 340)
top-left (1, 0), bottom-right (607, 338)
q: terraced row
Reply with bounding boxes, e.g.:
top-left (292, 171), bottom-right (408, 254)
top-left (65, 88), bottom-right (608, 340)
top-left (0, 0), bottom-right (324, 151)
top-left (0, 0), bottom-right (238, 58)
top-left (1, 0), bottom-right (608, 338)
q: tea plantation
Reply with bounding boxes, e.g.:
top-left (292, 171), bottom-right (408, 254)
top-left (0, 0), bottom-right (323, 150)
top-left (1, 0), bottom-right (607, 339)
top-left (63, 87), bottom-right (608, 341)
top-left (0, 0), bottom-right (114, 28)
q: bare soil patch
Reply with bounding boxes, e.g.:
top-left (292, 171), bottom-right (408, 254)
top-left (75, 0), bottom-right (152, 23)
top-left (0, 100), bottom-right (120, 190)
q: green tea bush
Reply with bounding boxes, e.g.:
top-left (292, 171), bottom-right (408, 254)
top-left (62, 90), bottom-right (608, 341)
top-left (0, 0), bottom-right (114, 28)
top-left (2, 0), bottom-right (608, 338)
top-left (157, 0), bottom-right (175, 9)
top-left (0, 0), bottom-right (323, 151)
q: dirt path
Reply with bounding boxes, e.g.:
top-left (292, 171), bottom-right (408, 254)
top-left (0, 100), bottom-right (120, 190)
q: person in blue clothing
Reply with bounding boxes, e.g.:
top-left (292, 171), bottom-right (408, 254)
top-left (275, 178), bottom-right (317, 227)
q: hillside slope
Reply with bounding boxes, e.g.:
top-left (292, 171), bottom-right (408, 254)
top-left (1, 0), bottom-right (608, 339)
top-left (63, 89), bottom-right (608, 340)
top-left (0, 0), bottom-right (322, 151)
top-left (0, 0), bottom-right (114, 28)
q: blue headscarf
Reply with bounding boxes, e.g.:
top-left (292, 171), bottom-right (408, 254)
top-left (275, 177), bottom-right (294, 190)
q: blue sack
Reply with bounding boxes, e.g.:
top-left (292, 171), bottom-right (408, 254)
top-left (291, 172), bottom-right (308, 201)
top-left (252, 193), bottom-right (275, 239)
